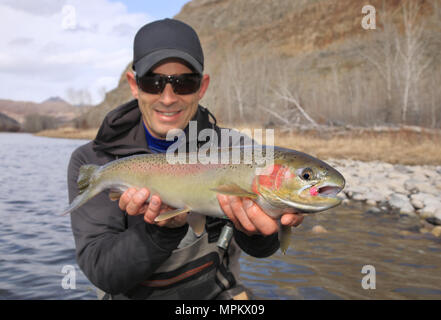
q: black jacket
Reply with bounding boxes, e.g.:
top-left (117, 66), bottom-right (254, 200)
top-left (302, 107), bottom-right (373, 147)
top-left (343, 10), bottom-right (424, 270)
top-left (67, 99), bottom-right (279, 296)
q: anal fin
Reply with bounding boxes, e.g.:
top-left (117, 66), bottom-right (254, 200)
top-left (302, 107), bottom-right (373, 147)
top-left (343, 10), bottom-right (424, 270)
top-left (187, 213), bottom-right (206, 236)
top-left (279, 224), bottom-right (292, 255)
top-left (154, 207), bottom-right (191, 222)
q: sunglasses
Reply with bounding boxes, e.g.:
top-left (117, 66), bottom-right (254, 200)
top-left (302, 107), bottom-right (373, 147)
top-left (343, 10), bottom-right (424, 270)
top-left (136, 73), bottom-right (202, 95)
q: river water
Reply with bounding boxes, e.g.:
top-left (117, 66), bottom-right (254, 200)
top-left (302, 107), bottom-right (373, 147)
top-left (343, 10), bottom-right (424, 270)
top-left (0, 133), bottom-right (440, 300)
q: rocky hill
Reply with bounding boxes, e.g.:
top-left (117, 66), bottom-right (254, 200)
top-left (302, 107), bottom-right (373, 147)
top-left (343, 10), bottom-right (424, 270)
top-left (0, 112), bottom-right (20, 132)
top-left (79, 0), bottom-right (441, 128)
top-left (0, 97), bottom-right (76, 123)
top-left (0, 97), bottom-right (82, 132)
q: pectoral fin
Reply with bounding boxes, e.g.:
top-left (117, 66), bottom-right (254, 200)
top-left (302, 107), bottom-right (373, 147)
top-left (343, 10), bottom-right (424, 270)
top-left (279, 224), bottom-right (292, 255)
top-left (154, 207), bottom-right (191, 222)
top-left (187, 213), bottom-right (206, 236)
top-left (211, 183), bottom-right (258, 199)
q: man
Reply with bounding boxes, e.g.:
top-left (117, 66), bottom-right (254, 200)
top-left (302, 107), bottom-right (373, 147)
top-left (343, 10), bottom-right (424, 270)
top-left (68, 18), bottom-right (303, 300)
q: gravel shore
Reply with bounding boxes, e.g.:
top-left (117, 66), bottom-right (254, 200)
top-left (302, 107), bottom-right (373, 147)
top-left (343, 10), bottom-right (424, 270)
top-left (326, 159), bottom-right (441, 236)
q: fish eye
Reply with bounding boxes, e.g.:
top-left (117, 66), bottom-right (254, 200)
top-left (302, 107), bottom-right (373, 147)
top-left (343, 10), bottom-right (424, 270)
top-left (301, 168), bottom-right (314, 181)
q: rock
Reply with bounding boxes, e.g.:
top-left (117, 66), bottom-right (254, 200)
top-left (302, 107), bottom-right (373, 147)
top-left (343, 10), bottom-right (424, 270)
top-left (400, 209), bottom-right (417, 217)
top-left (410, 198), bottom-right (424, 209)
top-left (387, 183), bottom-right (408, 195)
top-left (417, 182), bottom-right (437, 195)
top-left (365, 190), bottom-right (386, 203)
top-left (411, 193), bottom-right (441, 211)
top-left (404, 180), bottom-right (418, 193)
top-left (392, 165), bottom-right (411, 175)
top-left (338, 192), bottom-right (348, 200)
top-left (426, 217), bottom-right (441, 226)
top-left (419, 207), bottom-right (441, 219)
top-left (431, 226), bottom-right (441, 237)
top-left (416, 167), bottom-right (434, 179)
top-left (365, 207), bottom-right (381, 215)
top-left (366, 199), bottom-right (377, 206)
top-left (352, 193), bottom-right (366, 201)
top-left (389, 194), bottom-right (414, 214)
top-left (312, 225), bottom-right (328, 234)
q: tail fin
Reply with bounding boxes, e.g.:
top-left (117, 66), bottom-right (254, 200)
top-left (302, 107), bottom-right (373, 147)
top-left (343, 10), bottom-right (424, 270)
top-left (61, 164), bottom-right (101, 215)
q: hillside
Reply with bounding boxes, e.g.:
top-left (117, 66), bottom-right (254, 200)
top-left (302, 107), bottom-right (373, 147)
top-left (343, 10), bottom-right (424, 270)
top-left (79, 0), bottom-right (441, 129)
top-left (0, 97), bottom-right (76, 124)
top-left (0, 97), bottom-right (85, 132)
top-left (0, 112), bottom-right (20, 132)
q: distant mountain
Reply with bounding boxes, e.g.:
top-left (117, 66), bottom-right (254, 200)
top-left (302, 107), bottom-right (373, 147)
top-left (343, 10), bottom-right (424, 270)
top-left (0, 98), bottom-right (77, 124)
top-left (42, 96), bottom-right (69, 104)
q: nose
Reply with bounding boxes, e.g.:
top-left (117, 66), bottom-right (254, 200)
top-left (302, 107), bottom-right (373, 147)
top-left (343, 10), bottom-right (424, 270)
top-left (159, 83), bottom-right (178, 106)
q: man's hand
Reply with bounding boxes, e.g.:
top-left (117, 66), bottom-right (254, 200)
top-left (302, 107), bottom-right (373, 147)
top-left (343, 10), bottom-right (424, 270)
top-left (217, 194), bottom-right (304, 236)
top-left (119, 187), bottom-right (187, 228)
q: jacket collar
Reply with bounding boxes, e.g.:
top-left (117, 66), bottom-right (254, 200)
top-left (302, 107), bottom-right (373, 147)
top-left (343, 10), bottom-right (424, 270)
top-left (92, 99), bottom-right (216, 157)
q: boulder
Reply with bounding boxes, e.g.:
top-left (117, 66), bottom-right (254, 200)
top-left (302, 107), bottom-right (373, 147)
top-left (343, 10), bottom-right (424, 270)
top-left (410, 198), bottom-right (424, 210)
top-left (388, 194), bottom-right (415, 216)
top-left (431, 226), bottom-right (441, 237)
top-left (312, 225), bottom-right (328, 234)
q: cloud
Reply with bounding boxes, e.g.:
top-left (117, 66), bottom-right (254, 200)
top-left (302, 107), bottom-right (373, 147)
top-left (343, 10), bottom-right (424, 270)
top-left (0, 0), bottom-right (66, 16)
top-left (8, 37), bottom-right (34, 46)
top-left (0, 0), bottom-right (152, 104)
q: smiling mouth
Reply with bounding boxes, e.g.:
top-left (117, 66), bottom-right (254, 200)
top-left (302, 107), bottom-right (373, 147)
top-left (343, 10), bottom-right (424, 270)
top-left (155, 110), bottom-right (182, 116)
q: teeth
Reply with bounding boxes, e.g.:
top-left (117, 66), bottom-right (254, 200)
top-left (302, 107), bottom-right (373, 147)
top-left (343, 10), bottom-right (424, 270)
top-left (158, 111), bottom-right (179, 116)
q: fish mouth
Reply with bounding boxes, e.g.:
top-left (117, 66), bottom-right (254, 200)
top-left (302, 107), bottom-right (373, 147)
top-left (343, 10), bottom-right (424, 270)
top-left (316, 184), bottom-right (343, 198)
top-left (297, 183), bottom-right (343, 199)
top-left (279, 182), bottom-right (344, 213)
top-left (276, 195), bottom-right (342, 213)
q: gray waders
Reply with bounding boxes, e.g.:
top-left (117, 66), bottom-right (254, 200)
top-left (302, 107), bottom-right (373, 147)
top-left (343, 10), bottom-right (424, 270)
top-left (96, 221), bottom-right (251, 300)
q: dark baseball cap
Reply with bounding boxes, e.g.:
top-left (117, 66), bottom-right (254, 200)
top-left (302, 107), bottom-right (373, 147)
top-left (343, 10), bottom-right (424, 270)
top-left (132, 18), bottom-right (204, 77)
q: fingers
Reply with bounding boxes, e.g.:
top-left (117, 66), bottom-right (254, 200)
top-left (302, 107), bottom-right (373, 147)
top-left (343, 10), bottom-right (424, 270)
top-left (118, 188), bottom-right (184, 227)
top-left (280, 213), bottom-right (304, 227)
top-left (229, 196), bottom-right (257, 234)
top-left (143, 195), bottom-right (162, 224)
top-left (217, 194), bottom-right (244, 232)
top-left (242, 199), bottom-right (279, 236)
top-left (119, 188), bottom-right (150, 215)
top-left (217, 195), bottom-right (278, 236)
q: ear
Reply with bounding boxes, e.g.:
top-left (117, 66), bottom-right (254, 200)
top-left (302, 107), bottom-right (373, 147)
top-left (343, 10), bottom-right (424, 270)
top-left (197, 74), bottom-right (210, 100)
top-left (126, 71), bottom-right (139, 99)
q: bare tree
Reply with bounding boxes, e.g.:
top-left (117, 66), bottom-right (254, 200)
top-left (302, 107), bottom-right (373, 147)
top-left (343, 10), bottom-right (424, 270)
top-left (66, 87), bottom-right (93, 106)
top-left (395, 0), bottom-right (433, 123)
top-left (269, 56), bottom-right (318, 128)
top-left (359, 2), bottom-right (400, 123)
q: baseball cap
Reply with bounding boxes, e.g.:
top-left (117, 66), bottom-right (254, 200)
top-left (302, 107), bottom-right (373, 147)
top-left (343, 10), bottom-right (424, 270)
top-left (132, 19), bottom-right (204, 77)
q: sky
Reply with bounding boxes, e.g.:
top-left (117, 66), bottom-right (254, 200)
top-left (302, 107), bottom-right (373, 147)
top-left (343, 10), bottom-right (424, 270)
top-left (0, 0), bottom-right (191, 104)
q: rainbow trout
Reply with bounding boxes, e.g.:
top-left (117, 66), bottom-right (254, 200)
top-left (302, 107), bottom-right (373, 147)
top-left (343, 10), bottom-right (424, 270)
top-left (63, 146), bottom-right (345, 253)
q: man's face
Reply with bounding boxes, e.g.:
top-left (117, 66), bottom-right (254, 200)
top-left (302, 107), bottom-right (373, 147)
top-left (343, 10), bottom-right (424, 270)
top-left (128, 60), bottom-right (210, 139)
